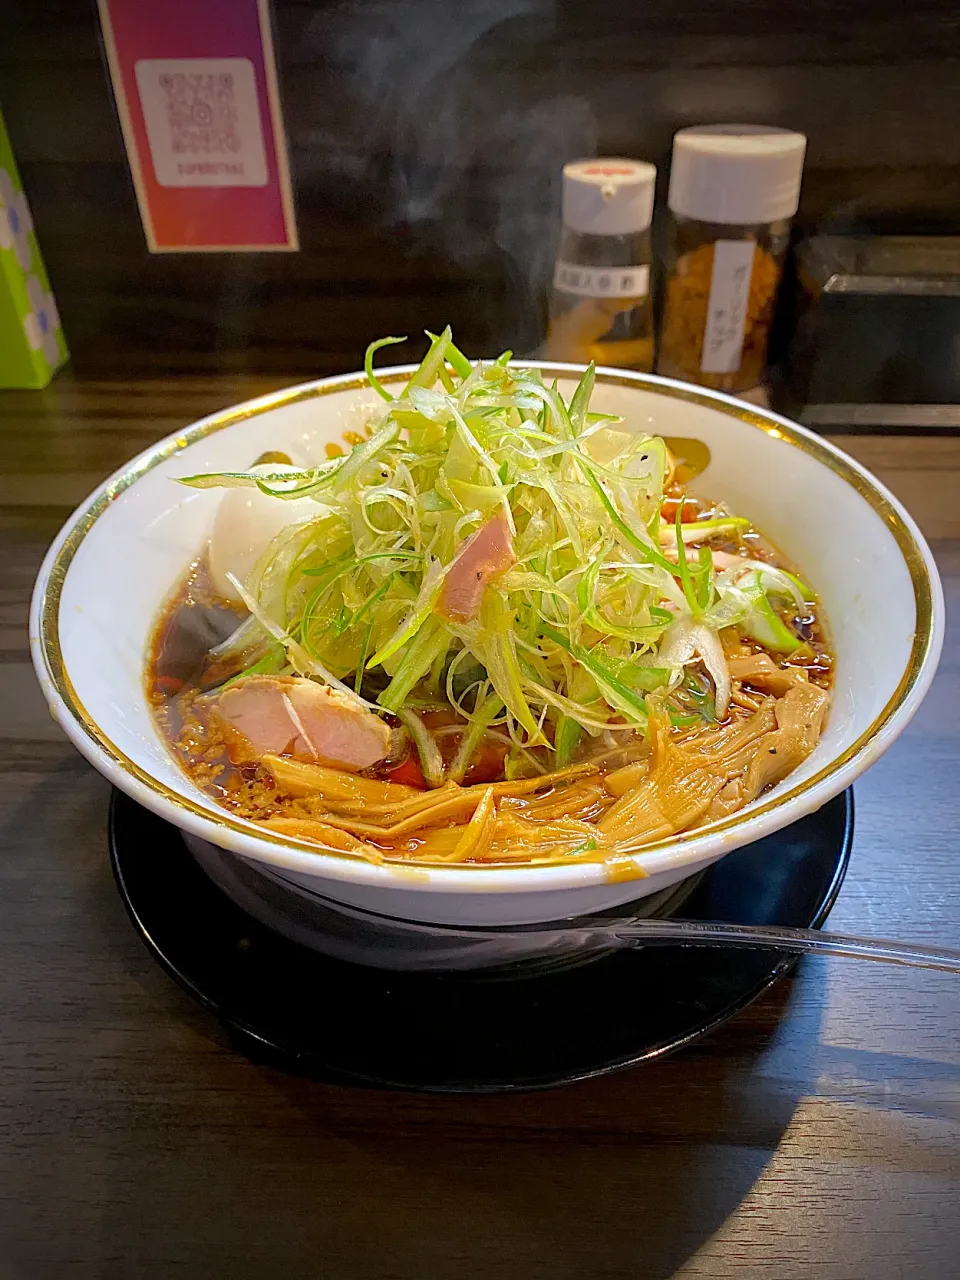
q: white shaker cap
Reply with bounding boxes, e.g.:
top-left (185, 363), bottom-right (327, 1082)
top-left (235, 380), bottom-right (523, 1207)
top-left (562, 158), bottom-right (657, 235)
top-left (668, 125), bottom-right (807, 225)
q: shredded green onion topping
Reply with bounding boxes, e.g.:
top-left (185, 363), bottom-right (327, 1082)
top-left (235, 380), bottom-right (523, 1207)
top-left (179, 331), bottom-right (807, 753)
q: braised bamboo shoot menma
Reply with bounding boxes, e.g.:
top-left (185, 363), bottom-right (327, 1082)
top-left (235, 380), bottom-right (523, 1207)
top-left (149, 329), bottom-right (831, 868)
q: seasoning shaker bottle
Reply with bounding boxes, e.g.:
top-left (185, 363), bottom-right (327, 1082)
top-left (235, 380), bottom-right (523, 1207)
top-left (546, 159), bottom-right (657, 371)
top-left (657, 126), bottom-right (806, 393)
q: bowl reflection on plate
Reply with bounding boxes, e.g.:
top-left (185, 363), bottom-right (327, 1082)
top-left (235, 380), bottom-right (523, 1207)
top-left (184, 829), bottom-right (707, 973)
top-left (109, 788), bottom-right (853, 1088)
top-left (31, 363), bottom-right (944, 933)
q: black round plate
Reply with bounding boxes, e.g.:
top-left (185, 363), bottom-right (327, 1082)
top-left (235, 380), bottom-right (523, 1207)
top-left (109, 789), bottom-right (853, 1093)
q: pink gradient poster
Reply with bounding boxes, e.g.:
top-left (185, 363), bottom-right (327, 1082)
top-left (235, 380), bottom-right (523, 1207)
top-left (97, 0), bottom-right (297, 252)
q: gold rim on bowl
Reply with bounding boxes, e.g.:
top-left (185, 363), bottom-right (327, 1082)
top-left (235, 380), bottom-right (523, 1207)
top-left (35, 366), bottom-right (938, 875)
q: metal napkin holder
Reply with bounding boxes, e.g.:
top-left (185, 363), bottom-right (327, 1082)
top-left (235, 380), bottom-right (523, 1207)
top-left (776, 235), bottom-right (960, 433)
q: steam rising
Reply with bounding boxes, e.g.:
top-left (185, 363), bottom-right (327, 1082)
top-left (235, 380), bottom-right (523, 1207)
top-left (305, 0), bottom-right (597, 350)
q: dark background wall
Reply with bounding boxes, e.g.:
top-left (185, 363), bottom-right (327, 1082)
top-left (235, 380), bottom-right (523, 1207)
top-left (2, 0), bottom-right (959, 376)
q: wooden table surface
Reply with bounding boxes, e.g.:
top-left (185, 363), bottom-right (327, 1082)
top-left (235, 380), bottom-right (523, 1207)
top-left (1, 374), bottom-right (958, 1280)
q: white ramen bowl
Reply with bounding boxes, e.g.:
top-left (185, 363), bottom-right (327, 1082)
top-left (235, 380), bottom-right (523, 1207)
top-left (31, 364), bottom-right (943, 931)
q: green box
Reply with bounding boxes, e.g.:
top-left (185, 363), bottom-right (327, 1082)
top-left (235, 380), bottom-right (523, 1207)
top-left (0, 104), bottom-right (68, 388)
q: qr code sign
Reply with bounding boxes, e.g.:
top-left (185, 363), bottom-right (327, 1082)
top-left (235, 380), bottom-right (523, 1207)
top-left (134, 58), bottom-right (268, 188)
top-left (160, 72), bottom-right (240, 155)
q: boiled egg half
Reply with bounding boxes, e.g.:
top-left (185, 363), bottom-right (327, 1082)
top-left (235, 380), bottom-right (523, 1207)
top-left (208, 462), bottom-right (321, 603)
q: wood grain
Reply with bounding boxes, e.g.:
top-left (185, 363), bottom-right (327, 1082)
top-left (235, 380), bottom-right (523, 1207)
top-left (829, 436), bottom-right (960, 541)
top-left (0, 376), bottom-right (957, 1277)
top-left (2, 1), bottom-right (960, 374)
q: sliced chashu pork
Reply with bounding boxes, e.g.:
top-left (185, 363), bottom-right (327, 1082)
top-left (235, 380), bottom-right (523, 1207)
top-left (208, 675), bottom-right (391, 771)
top-left (436, 510), bottom-right (516, 624)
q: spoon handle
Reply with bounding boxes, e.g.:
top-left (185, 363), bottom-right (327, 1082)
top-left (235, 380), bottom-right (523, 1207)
top-left (611, 920), bottom-right (960, 974)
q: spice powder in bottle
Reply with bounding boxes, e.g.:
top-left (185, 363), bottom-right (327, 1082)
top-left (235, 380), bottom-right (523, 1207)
top-left (657, 125), bottom-right (806, 394)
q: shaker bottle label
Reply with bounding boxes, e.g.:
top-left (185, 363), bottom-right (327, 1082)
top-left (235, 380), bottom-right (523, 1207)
top-left (553, 263), bottom-right (650, 299)
top-left (700, 240), bottom-right (756, 374)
